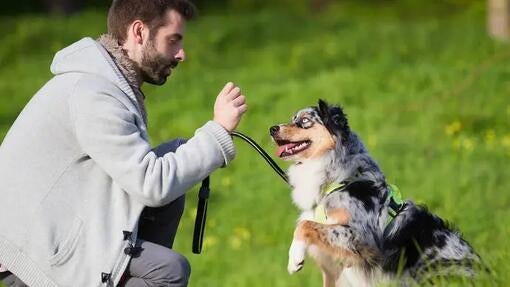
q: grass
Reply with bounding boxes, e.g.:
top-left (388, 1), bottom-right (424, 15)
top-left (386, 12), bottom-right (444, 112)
top-left (1, 1), bottom-right (509, 286)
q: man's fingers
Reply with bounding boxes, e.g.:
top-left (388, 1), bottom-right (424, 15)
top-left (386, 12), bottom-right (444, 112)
top-left (219, 82), bottom-right (234, 98)
top-left (237, 104), bottom-right (248, 114)
top-left (232, 95), bottom-right (246, 107)
top-left (225, 86), bottom-right (241, 101)
top-left (214, 82), bottom-right (246, 132)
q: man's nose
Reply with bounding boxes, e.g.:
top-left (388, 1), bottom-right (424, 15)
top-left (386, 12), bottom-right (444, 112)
top-left (175, 48), bottom-right (186, 62)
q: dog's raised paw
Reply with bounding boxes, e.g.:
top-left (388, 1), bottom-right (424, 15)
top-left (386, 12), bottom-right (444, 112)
top-left (288, 240), bottom-right (306, 274)
top-left (287, 259), bottom-right (304, 274)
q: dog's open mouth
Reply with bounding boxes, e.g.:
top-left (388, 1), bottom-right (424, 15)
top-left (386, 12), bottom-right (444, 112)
top-left (275, 140), bottom-right (311, 157)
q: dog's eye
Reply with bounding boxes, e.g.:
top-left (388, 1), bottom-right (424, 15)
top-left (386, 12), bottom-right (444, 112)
top-left (299, 117), bottom-right (313, 128)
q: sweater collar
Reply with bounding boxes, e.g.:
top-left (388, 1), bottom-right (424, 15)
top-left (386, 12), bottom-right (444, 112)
top-left (97, 34), bottom-right (147, 124)
top-left (97, 34), bottom-right (141, 89)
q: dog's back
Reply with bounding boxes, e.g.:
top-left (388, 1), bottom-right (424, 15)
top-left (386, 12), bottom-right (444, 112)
top-left (382, 202), bottom-right (480, 282)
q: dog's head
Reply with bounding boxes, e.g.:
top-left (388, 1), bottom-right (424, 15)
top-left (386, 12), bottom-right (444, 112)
top-left (270, 99), bottom-right (350, 162)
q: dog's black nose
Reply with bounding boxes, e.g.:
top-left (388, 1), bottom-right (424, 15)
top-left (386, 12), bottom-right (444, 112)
top-left (269, 125), bottom-right (280, 136)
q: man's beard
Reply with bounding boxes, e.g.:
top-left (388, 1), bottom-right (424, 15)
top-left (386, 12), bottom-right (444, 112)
top-left (139, 39), bottom-right (179, 85)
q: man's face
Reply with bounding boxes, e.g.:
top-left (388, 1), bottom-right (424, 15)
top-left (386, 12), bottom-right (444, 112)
top-left (140, 9), bottom-right (186, 85)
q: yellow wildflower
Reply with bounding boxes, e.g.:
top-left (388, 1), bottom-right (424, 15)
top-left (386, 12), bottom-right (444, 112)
top-left (203, 236), bottom-right (218, 249)
top-left (221, 176), bottom-right (232, 188)
top-left (445, 120), bottom-right (462, 136)
top-left (484, 129), bottom-right (496, 149)
top-left (462, 137), bottom-right (474, 153)
top-left (234, 227), bottom-right (251, 240)
top-left (228, 226), bottom-right (251, 250)
top-left (207, 218), bottom-right (217, 228)
top-left (502, 134), bottom-right (510, 148)
top-left (229, 236), bottom-right (242, 250)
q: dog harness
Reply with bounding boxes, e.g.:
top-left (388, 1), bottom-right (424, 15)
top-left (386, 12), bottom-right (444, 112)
top-left (313, 180), bottom-right (404, 226)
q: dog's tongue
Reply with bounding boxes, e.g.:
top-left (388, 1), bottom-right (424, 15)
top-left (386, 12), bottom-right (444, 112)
top-left (276, 143), bottom-right (298, 157)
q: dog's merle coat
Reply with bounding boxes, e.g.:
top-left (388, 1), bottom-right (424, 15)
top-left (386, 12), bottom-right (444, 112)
top-left (271, 100), bottom-right (480, 286)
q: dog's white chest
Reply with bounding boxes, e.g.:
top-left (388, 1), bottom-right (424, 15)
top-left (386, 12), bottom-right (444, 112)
top-left (288, 159), bottom-right (327, 210)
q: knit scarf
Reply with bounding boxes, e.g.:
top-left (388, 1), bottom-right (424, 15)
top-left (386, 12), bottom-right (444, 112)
top-left (97, 34), bottom-right (147, 124)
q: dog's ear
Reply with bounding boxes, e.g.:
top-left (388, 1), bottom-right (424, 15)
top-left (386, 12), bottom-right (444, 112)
top-left (317, 99), bottom-right (350, 141)
top-left (318, 99), bottom-right (330, 118)
top-left (331, 106), bottom-right (349, 134)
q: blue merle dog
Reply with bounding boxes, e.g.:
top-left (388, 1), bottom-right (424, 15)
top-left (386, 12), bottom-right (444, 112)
top-left (269, 99), bottom-right (480, 286)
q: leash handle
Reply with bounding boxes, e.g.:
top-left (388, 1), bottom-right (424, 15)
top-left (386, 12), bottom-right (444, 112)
top-left (192, 177), bottom-right (210, 254)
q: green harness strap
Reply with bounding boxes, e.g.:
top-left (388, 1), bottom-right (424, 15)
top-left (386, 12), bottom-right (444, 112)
top-left (313, 181), bottom-right (404, 226)
top-left (314, 182), bottom-right (346, 223)
top-left (387, 184), bottom-right (404, 217)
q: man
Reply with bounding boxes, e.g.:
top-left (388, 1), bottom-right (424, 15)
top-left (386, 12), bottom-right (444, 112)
top-left (0, 0), bottom-right (247, 286)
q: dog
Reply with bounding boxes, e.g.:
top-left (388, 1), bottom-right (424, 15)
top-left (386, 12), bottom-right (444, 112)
top-left (270, 99), bottom-right (480, 286)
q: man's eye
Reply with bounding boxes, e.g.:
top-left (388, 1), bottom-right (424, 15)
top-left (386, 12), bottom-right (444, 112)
top-left (169, 38), bottom-right (181, 45)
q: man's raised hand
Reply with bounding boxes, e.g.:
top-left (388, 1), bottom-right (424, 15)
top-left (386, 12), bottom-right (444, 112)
top-left (213, 82), bottom-right (247, 133)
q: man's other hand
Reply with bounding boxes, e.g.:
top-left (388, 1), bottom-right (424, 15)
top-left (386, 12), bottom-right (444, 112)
top-left (213, 82), bottom-right (247, 133)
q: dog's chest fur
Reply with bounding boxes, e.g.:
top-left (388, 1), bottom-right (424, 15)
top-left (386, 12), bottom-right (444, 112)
top-left (287, 152), bottom-right (352, 211)
top-left (287, 156), bottom-right (385, 286)
top-left (288, 159), bottom-right (326, 211)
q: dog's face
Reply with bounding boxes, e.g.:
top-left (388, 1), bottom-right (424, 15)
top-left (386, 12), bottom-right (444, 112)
top-left (270, 99), bottom-right (350, 162)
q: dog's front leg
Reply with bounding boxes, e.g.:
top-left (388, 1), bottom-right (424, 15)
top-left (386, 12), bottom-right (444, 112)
top-left (292, 220), bottom-right (366, 268)
top-left (288, 232), bottom-right (307, 274)
top-left (287, 210), bottom-right (315, 274)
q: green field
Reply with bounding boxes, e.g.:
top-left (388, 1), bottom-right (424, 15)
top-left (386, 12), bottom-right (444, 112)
top-left (1, 1), bottom-right (509, 286)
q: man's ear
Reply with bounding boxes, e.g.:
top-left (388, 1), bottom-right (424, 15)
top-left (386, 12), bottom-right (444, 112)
top-left (130, 20), bottom-right (146, 45)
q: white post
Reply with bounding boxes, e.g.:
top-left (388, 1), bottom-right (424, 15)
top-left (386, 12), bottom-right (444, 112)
top-left (489, 0), bottom-right (510, 41)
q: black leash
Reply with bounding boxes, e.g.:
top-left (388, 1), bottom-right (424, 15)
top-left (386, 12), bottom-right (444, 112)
top-left (192, 131), bottom-right (288, 254)
top-left (192, 176), bottom-right (210, 254)
top-left (231, 131), bottom-right (289, 183)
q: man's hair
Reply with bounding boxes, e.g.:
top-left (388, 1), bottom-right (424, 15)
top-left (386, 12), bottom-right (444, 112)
top-left (107, 0), bottom-right (197, 44)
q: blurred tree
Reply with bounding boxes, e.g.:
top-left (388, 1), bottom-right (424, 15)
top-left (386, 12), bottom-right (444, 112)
top-left (310, 0), bottom-right (332, 13)
top-left (488, 0), bottom-right (510, 41)
top-left (44, 0), bottom-right (83, 15)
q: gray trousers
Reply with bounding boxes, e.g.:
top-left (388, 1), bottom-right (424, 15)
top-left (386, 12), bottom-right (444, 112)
top-left (122, 195), bottom-right (189, 287)
top-left (1, 139), bottom-right (191, 287)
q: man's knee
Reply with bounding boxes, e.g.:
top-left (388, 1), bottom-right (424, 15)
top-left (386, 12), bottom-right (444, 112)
top-left (159, 251), bottom-right (191, 285)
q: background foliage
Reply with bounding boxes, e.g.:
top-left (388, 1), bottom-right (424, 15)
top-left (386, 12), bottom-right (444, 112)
top-left (1, 0), bottom-right (508, 286)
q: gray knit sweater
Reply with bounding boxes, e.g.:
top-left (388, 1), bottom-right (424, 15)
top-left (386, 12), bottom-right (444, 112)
top-left (0, 37), bottom-right (235, 286)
